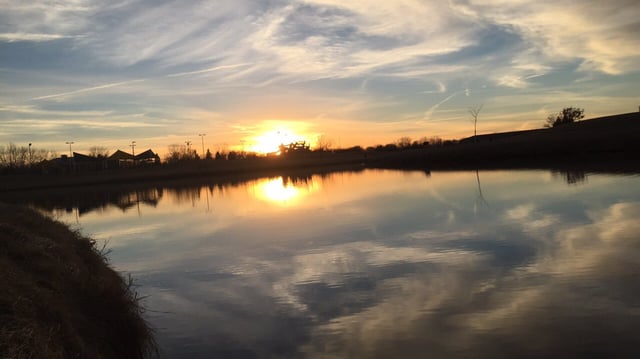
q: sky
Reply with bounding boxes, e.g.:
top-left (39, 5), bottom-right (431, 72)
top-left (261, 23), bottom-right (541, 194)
top-left (1, 0), bottom-right (639, 156)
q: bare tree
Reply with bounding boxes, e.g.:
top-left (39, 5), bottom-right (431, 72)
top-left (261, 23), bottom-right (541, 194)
top-left (165, 144), bottom-right (197, 163)
top-left (316, 134), bottom-right (334, 151)
top-left (88, 146), bottom-right (110, 158)
top-left (396, 136), bottom-right (412, 148)
top-left (469, 104), bottom-right (483, 141)
top-left (0, 143), bottom-right (55, 168)
top-left (31, 148), bottom-right (57, 163)
top-left (0, 143), bottom-right (28, 167)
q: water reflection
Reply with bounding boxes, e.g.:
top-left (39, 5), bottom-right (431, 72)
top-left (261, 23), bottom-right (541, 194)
top-left (552, 169), bottom-right (588, 185)
top-left (9, 169), bottom-right (640, 357)
top-left (253, 176), bottom-right (320, 205)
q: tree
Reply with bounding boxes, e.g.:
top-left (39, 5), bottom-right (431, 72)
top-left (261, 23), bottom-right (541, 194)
top-left (545, 107), bottom-right (584, 128)
top-left (0, 143), bottom-right (56, 168)
top-left (469, 104), bottom-right (483, 141)
top-left (316, 134), bottom-right (333, 151)
top-left (165, 144), bottom-right (197, 163)
top-left (88, 146), bottom-right (110, 158)
top-left (396, 136), bottom-right (412, 148)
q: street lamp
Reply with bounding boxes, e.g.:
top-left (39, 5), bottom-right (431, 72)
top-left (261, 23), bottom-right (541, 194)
top-left (130, 141), bottom-right (136, 157)
top-left (65, 141), bottom-right (74, 157)
top-left (198, 133), bottom-right (206, 158)
top-left (28, 143), bottom-right (32, 164)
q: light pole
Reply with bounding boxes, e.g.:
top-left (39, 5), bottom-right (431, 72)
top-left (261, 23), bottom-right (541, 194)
top-left (28, 143), bottom-right (32, 164)
top-left (198, 133), bottom-right (206, 158)
top-left (130, 141), bottom-right (136, 157)
top-left (65, 141), bottom-right (74, 157)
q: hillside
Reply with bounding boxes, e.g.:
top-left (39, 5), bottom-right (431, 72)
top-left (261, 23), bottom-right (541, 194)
top-left (462, 111), bottom-right (640, 146)
top-left (370, 111), bottom-right (640, 168)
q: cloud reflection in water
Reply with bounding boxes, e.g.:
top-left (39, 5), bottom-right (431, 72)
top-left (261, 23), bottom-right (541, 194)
top-left (49, 170), bottom-right (640, 358)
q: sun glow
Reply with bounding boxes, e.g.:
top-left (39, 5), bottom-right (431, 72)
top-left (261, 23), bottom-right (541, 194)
top-left (248, 128), bottom-right (306, 154)
top-left (252, 177), bottom-right (321, 205)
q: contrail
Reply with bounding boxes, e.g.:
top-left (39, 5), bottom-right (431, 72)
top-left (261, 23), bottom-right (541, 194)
top-left (32, 79), bottom-right (145, 100)
top-left (424, 91), bottom-right (460, 119)
top-left (166, 63), bottom-right (252, 78)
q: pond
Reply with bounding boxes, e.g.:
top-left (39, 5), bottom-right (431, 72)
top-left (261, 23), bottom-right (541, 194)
top-left (49, 169), bottom-right (640, 358)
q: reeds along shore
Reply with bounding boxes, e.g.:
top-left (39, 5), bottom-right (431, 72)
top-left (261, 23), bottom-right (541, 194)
top-left (0, 203), bottom-right (156, 359)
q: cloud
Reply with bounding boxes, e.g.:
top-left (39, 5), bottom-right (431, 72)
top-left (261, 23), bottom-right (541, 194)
top-left (0, 105), bottom-right (111, 117)
top-left (423, 91), bottom-right (461, 120)
top-left (0, 32), bottom-right (78, 42)
top-left (165, 63), bottom-right (252, 78)
top-left (457, 0), bottom-right (640, 75)
top-left (31, 79), bottom-right (146, 101)
top-left (2, 118), bottom-right (163, 130)
top-left (421, 81), bottom-right (447, 94)
top-left (297, 201), bottom-right (640, 357)
top-left (1, 0), bottom-right (639, 152)
top-left (0, 2), bottom-right (90, 41)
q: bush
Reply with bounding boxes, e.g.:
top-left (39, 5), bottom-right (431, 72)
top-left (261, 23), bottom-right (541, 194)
top-left (545, 107), bottom-right (584, 128)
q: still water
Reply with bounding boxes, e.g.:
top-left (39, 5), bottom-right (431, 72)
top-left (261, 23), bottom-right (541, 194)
top-left (51, 169), bottom-right (640, 358)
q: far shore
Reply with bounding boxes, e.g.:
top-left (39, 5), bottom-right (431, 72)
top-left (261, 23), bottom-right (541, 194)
top-left (2, 111), bottom-right (639, 193)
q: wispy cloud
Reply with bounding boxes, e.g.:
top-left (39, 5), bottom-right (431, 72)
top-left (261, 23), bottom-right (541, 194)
top-left (0, 33), bottom-right (78, 42)
top-left (424, 91), bottom-right (461, 120)
top-left (421, 81), bottom-right (447, 94)
top-left (1, 0), bottom-right (639, 151)
top-left (3, 118), bottom-right (163, 129)
top-left (31, 79), bottom-right (146, 101)
top-left (166, 63), bottom-right (252, 78)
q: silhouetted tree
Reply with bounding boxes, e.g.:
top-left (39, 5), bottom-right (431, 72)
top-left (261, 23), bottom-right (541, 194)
top-left (205, 149), bottom-right (213, 160)
top-left (428, 136), bottom-right (443, 146)
top-left (316, 134), bottom-right (334, 151)
top-left (413, 136), bottom-right (429, 147)
top-left (383, 143), bottom-right (398, 151)
top-left (469, 104), bottom-right (483, 141)
top-left (88, 146), bottom-right (110, 158)
top-left (545, 107), bottom-right (584, 128)
top-left (0, 143), bottom-right (55, 168)
top-left (396, 136), bottom-right (412, 148)
top-left (553, 170), bottom-right (587, 185)
top-left (165, 144), bottom-right (198, 163)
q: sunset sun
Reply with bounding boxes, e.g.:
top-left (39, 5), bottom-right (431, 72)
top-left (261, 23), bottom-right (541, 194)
top-left (249, 129), bottom-right (304, 154)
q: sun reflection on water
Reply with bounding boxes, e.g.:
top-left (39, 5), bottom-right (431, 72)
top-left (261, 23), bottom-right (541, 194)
top-left (253, 176), bottom-right (320, 205)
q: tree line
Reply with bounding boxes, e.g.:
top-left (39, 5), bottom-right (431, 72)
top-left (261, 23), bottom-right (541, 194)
top-left (0, 143), bottom-right (57, 169)
top-left (0, 106), bottom-right (587, 170)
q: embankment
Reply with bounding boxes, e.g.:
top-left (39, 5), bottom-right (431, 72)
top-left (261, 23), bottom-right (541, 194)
top-left (367, 111), bottom-right (640, 169)
top-left (0, 203), bottom-right (156, 359)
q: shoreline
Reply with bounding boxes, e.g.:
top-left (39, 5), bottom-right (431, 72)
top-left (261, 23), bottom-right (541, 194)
top-left (1, 150), bottom-right (638, 193)
top-left (0, 203), bottom-right (157, 358)
top-left (2, 111), bottom-right (639, 192)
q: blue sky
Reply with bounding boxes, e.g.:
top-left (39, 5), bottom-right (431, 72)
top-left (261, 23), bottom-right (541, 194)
top-left (1, 0), bottom-right (639, 155)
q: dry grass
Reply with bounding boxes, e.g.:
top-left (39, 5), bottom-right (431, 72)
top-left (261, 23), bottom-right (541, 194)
top-left (0, 203), bottom-right (156, 359)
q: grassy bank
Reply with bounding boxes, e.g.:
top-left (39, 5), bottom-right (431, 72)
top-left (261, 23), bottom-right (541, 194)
top-left (366, 111), bottom-right (640, 169)
top-left (0, 203), bottom-right (156, 359)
